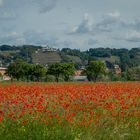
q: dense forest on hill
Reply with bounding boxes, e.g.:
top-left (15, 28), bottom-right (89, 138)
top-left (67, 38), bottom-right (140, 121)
top-left (0, 45), bottom-right (140, 71)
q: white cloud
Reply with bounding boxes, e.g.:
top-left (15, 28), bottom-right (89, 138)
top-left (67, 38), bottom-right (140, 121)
top-left (125, 31), bottom-right (140, 42)
top-left (123, 17), bottom-right (140, 31)
top-left (69, 13), bottom-right (93, 34)
top-left (95, 11), bottom-right (121, 32)
top-left (69, 11), bottom-right (121, 35)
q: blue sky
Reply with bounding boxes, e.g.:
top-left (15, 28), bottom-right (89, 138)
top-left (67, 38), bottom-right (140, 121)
top-left (0, 0), bottom-right (140, 50)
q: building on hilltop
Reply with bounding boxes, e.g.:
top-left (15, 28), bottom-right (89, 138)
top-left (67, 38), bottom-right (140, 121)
top-left (42, 45), bottom-right (57, 52)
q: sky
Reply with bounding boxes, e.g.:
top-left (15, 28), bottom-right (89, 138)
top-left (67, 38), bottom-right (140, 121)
top-left (0, 0), bottom-right (140, 50)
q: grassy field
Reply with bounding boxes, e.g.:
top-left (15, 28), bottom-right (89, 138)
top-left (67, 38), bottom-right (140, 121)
top-left (0, 82), bottom-right (140, 140)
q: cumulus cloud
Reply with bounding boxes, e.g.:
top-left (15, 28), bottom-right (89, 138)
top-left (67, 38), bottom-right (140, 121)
top-left (121, 17), bottom-right (140, 31)
top-left (125, 31), bottom-right (140, 42)
top-left (69, 11), bottom-right (121, 35)
top-left (69, 13), bottom-right (93, 34)
top-left (95, 11), bottom-right (121, 32)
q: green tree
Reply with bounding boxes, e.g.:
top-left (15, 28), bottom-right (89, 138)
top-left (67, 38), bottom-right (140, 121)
top-left (31, 64), bottom-right (46, 82)
top-left (121, 67), bottom-right (140, 81)
top-left (6, 59), bottom-right (27, 81)
top-left (47, 62), bottom-right (75, 82)
top-left (84, 60), bottom-right (106, 82)
top-left (61, 63), bottom-right (75, 81)
top-left (20, 62), bottom-right (32, 82)
top-left (6, 60), bottom-right (46, 82)
top-left (108, 70), bottom-right (122, 81)
top-left (47, 63), bottom-right (62, 82)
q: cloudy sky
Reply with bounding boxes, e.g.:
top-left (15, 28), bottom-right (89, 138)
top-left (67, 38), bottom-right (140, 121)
top-left (0, 0), bottom-right (140, 50)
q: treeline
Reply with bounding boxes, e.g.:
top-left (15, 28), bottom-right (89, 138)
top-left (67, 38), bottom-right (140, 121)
top-left (5, 59), bottom-right (107, 82)
top-left (6, 59), bottom-right (75, 82)
top-left (5, 59), bottom-right (140, 82)
top-left (61, 48), bottom-right (140, 71)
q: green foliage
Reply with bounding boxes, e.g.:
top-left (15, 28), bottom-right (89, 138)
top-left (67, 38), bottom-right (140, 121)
top-left (88, 48), bottom-right (111, 57)
top-left (0, 45), bottom-right (140, 71)
top-left (1, 119), bottom-right (139, 140)
top-left (84, 60), bottom-right (106, 82)
top-left (6, 60), bottom-right (47, 82)
top-left (121, 67), bottom-right (140, 81)
top-left (61, 63), bottom-right (75, 81)
top-left (47, 63), bottom-right (62, 82)
top-left (47, 62), bottom-right (75, 82)
top-left (0, 45), bottom-right (18, 51)
top-left (31, 64), bottom-right (46, 82)
top-left (45, 75), bottom-right (56, 82)
top-left (6, 59), bottom-right (27, 81)
top-left (1, 45), bottom-right (140, 82)
top-left (108, 70), bottom-right (122, 81)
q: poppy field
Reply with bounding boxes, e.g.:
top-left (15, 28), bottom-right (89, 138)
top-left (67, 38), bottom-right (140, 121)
top-left (0, 82), bottom-right (140, 140)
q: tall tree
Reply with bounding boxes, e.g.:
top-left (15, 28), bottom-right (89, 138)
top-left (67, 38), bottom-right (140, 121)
top-left (47, 63), bottom-right (62, 82)
top-left (61, 63), bottom-right (75, 81)
top-left (47, 62), bottom-right (75, 82)
top-left (84, 60), bottom-right (106, 82)
top-left (6, 59), bottom-right (27, 81)
top-left (31, 64), bottom-right (46, 82)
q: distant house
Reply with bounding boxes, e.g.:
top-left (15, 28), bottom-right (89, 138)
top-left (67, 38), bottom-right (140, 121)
top-left (0, 67), bottom-right (10, 81)
top-left (75, 70), bottom-right (82, 76)
top-left (74, 65), bottom-right (86, 76)
top-left (73, 68), bottom-right (88, 81)
top-left (114, 64), bottom-right (121, 74)
top-left (0, 67), bottom-right (6, 75)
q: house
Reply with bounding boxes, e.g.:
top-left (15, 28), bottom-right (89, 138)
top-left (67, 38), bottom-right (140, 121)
top-left (73, 69), bottom-right (88, 81)
top-left (74, 70), bottom-right (82, 76)
top-left (0, 67), bottom-right (10, 81)
top-left (114, 64), bottom-right (121, 74)
top-left (0, 67), bottom-right (7, 75)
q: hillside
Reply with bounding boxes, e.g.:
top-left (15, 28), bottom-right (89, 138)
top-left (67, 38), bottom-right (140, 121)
top-left (0, 45), bottom-right (140, 71)
top-left (32, 49), bottom-right (62, 65)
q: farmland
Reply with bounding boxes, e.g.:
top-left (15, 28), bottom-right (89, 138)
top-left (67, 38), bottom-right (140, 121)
top-left (0, 82), bottom-right (140, 140)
